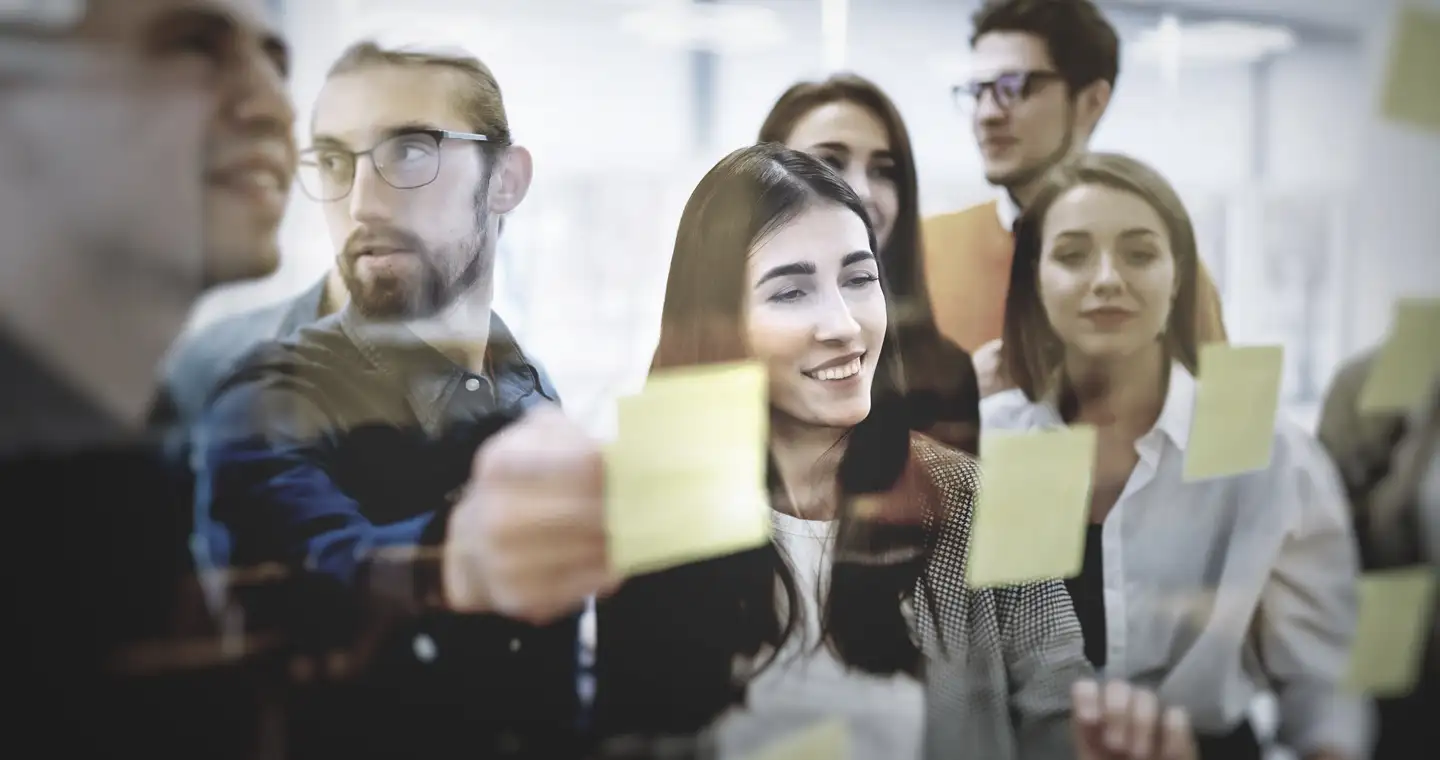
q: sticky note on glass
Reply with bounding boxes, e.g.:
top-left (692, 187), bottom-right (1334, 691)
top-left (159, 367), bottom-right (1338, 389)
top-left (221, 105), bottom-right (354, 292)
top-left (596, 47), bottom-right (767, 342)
top-left (1359, 298), bottom-right (1440, 413)
top-left (1380, 4), bottom-right (1440, 135)
top-left (967, 425), bottom-right (1097, 588)
top-left (747, 719), bottom-right (849, 760)
top-left (605, 361), bottom-right (771, 577)
top-left (1183, 344), bottom-right (1284, 482)
top-left (1343, 567), bottom-right (1437, 697)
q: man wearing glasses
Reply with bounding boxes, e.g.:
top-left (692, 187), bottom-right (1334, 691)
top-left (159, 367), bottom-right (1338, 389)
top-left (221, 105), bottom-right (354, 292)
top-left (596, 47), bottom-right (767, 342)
top-left (921, 0), bottom-right (1227, 394)
top-left (194, 40), bottom-right (572, 757)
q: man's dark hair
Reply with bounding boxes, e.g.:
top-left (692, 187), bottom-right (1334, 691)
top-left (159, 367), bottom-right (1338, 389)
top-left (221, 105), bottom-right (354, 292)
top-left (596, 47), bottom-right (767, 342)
top-left (970, 0), bottom-right (1120, 93)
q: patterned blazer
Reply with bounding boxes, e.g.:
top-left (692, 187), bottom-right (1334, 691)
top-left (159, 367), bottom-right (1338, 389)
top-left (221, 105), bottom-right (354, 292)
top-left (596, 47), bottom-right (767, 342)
top-left (909, 434), bottom-right (1092, 760)
top-left (596, 435), bottom-right (1093, 760)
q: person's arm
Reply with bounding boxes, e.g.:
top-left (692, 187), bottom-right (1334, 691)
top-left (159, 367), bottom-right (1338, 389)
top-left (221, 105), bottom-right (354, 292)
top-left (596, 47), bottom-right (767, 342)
top-left (194, 358), bottom-right (455, 628)
top-left (1255, 435), bottom-right (1373, 760)
top-left (992, 580), bottom-right (1093, 759)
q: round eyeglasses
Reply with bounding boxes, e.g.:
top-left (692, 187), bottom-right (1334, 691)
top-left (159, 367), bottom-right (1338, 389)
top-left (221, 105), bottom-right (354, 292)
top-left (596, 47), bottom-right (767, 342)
top-left (951, 70), bottom-right (1065, 113)
top-left (296, 128), bottom-right (496, 202)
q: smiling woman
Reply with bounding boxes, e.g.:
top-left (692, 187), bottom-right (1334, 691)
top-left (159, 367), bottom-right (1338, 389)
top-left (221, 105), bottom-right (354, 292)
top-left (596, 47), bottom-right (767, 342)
top-left (595, 142), bottom-right (1093, 759)
top-left (986, 152), bottom-right (1368, 760)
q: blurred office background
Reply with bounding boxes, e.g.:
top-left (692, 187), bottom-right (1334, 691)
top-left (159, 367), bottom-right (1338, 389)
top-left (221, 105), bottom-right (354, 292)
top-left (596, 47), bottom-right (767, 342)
top-left (190, 0), bottom-right (1440, 436)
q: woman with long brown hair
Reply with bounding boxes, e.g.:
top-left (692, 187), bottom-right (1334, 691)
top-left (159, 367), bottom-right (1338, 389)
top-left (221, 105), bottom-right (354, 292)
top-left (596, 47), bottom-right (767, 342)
top-left (984, 152), bottom-right (1367, 760)
top-left (757, 74), bottom-right (981, 456)
top-left (593, 143), bottom-right (1199, 760)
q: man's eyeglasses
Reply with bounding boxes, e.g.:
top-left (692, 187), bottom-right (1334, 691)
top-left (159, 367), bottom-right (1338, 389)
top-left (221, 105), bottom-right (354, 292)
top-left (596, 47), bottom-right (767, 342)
top-left (297, 129), bottom-right (497, 202)
top-left (952, 70), bottom-right (1065, 112)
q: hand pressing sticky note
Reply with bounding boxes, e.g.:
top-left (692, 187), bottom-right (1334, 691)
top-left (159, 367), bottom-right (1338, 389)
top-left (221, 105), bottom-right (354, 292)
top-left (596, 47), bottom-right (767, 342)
top-left (746, 719), bottom-right (849, 760)
top-left (966, 425), bottom-right (1097, 588)
top-left (1380, 3), bottom-right (1440, 135)
top-left (1183, 344), bottom-right (1284, 482)
top-left (1343, 567), bottom-right (1438, 698)
top-left (1359, 298), bottom-right (1440, 414)
top-left (605, 361), bottom-right (771, 578)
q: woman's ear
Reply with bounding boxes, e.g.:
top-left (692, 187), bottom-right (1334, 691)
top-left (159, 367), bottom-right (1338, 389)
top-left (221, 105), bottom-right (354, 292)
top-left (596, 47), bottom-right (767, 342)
top-left (487, 145), bottom-right (533, 216)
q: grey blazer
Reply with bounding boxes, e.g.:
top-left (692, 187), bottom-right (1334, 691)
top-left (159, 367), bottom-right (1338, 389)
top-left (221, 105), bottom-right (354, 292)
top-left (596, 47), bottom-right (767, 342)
top-left (909, 434), bottom-right (1092, 760)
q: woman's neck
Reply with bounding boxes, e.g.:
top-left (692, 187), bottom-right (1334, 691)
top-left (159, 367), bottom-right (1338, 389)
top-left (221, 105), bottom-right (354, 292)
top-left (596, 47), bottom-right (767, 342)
top-left (1062, 343), bottom-right (1169, 435)
top-left (769, 412), bottom-right (848, 521)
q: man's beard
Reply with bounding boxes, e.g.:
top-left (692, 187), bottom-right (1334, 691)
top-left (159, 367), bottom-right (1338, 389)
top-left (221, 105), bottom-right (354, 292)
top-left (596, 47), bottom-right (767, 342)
top-left (340, 190), bottom-right (492, 321)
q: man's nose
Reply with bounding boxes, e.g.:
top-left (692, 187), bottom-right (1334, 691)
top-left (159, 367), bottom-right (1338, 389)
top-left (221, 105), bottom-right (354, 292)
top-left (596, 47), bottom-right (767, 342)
top-left (218, 47), bottom-right (295, 144)
top-left (348, 158), bottom-right (394, 224)
top-left (975, 87), bottom-right (1008, 125)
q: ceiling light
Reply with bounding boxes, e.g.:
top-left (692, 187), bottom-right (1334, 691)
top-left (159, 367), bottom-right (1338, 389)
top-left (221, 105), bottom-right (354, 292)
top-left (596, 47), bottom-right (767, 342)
top-left (618, 3), bottom-right (787, 53)
top-left (339, 11), bottom-right (513, 55)
top-left (1132, 19), bottom-right (1297, 66)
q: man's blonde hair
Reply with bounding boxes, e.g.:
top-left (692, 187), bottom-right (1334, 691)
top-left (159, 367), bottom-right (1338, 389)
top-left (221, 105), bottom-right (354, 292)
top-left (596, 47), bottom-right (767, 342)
top-left (325, 40), bottom-right (511, 145)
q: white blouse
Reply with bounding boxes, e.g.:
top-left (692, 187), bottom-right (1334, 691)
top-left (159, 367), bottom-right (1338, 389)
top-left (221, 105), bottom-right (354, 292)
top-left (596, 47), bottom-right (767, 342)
top-left (711, 510), bottom-right (925, 760)
top-left (980, 364), bottom-right (1371, 758)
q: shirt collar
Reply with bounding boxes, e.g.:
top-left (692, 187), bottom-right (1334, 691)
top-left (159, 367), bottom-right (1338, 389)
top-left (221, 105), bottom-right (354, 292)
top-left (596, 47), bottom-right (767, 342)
top-left (994, 187), bottom-right (1022, 232)
top-left (1034, 361), bottom-right (1195, 451)
top-left (339, 306), bottom-right (547, 433)
top-left (1153, 363), bottom-right (1196, 451)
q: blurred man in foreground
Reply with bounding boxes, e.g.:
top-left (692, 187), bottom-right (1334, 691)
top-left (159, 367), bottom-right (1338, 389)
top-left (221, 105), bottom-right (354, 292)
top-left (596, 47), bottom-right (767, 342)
top-left (0, 0), bottom-right (295, 754)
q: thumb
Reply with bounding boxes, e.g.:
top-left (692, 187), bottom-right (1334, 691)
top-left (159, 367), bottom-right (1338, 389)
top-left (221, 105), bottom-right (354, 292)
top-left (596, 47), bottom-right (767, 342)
top-left (1070, 678), bottom-right (1104, 760)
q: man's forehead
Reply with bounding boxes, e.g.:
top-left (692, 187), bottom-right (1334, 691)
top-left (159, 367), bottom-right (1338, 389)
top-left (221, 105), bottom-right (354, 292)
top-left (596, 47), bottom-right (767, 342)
top-left (311, 66), bottom-right (466, 145)
top-left (968, 31), bottom-right (1054, 79)
top-left (79, 0), bottom-right (279, 42)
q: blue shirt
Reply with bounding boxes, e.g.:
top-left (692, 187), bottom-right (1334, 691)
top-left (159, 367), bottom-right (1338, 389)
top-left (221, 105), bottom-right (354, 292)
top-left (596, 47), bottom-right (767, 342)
top-left (194, 306), bottom-right (579, 755)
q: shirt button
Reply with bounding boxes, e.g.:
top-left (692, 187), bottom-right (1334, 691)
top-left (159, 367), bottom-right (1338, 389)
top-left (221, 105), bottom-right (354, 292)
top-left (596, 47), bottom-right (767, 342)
top-left (464, 377), bottom-right (482, 392)
top-left (413, 633), bottom-right (438, 663)
top-left (509, 637), bottom-right (522, 653)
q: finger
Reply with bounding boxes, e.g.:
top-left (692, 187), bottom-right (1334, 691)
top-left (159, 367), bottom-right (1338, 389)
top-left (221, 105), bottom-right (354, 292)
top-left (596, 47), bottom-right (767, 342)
top-left (474, 483), bottom-right (607, 527)
top-left (1158, 707), bottom-right (1194, 760)
top-left (491, 553), bottom-right (616, 625)
top-left (1071, 679), bottom-right (1103, 760)
top-left (507, 567), bottom-right (616, 626)
top-left (595, 572), bottom-right (625, 598)
top-left (1126, 689), bottom-right (1159, 760)
top-left (482, 533), bottom-right (609, 588)
top-left (1102, 680), bottom-right (1133, 754)
top-left (1072, 678), bottom-right (1102, 726)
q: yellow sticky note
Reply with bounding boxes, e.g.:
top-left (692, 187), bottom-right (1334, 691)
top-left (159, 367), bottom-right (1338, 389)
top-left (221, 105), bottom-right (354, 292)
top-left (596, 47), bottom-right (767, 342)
top-left (967, 426), bottom-right (1097, 588)
top-left (1343, 567), bottom-right (1437, 697)
top-left (1380, 4), bottom-right (1440, 134)
top-left (1183, 344), bottom-right (1284, 482)
top-left (747, 719), bottom-right (849, 760)
top-left (1359, 298), bottom-right (1440, 413)
top-left (605, 361), bottom-right (772, 577)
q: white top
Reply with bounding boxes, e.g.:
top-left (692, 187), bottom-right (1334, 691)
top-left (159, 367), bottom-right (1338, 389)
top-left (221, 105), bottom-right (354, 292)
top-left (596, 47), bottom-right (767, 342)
top-left (980, 364), bottom-right (1371, 759)
top-left (711, 510), bottom-right (925, 760)
top-left (994, 186), bottom-right (1021, 232)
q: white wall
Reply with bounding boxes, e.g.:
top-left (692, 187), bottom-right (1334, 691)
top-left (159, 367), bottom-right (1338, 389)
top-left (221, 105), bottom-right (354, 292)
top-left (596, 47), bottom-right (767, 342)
top-left (187, 0), bottom-right (1433, 431)
top-left (1349, 0), bottom-right (1440, 353)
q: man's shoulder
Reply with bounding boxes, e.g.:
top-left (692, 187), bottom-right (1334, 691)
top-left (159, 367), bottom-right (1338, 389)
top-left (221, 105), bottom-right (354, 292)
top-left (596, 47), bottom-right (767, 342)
top-left (216, 312), bottom-right (363, 397)
top-left (164, 298), bottom-right (293, 385)
top-left (922, 200), bottom-right (1001, 236)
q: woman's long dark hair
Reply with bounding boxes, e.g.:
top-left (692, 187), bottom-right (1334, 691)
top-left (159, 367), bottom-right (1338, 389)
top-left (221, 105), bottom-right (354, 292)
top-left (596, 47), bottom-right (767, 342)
top-left (1001, 152), bottom-right (1202, 402)
top-left (652, 143), bottom-right (936, 678)
top-left (758, 74), bottom-right (980, 455)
